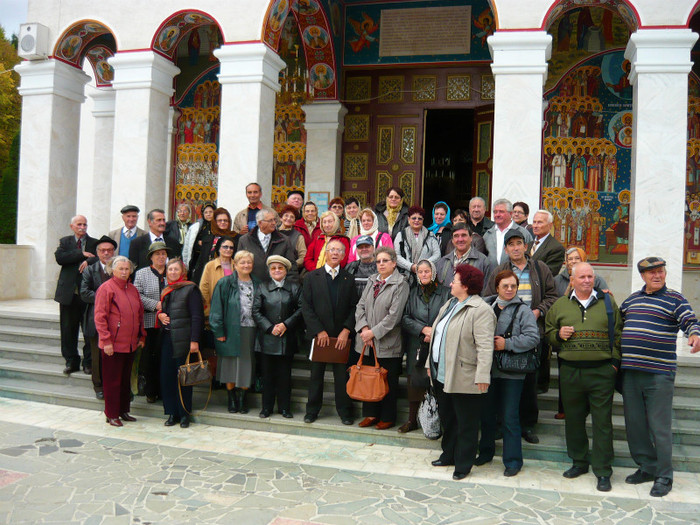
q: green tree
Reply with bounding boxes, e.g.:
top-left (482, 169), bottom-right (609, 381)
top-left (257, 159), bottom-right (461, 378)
top-left (0, 25), bottom-right (21, 177)
top-left (0, 130), bottom-right (19, 243)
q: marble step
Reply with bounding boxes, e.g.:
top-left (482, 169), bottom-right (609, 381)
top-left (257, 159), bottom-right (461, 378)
top-left (0, 324), bottom-right (61, 346)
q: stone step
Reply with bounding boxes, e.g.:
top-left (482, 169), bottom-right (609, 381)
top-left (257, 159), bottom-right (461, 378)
top-left (0, 311), bottom-right (59, 326)
top-left (2, 376), bottom-right (700, 472)
top-left (0, 324), bottom-right (61, 346)
top-left (0, 341), bottom-right (65, 366)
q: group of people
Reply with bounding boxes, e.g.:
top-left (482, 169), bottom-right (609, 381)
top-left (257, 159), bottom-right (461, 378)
top-left (54, 185), bottom-right (700, 497)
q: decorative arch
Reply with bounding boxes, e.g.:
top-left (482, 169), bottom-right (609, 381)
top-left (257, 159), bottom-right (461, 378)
top-left (541, 0), bottom-right (640, 32)
top-left (151, 10), bottom-right (225, 61)
top-left (261, 0), bottom-right (338, 100)
top-left (53, 20), bottom-right (117, 86)
top-left (688, 1), bottom-right (700, 27)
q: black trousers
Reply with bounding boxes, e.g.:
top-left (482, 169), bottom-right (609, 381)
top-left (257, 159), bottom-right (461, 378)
top-left (433, 379), bottom-right (483, 474)
top-left (59, 294), bottom-right (89, 368)
top-left (139, 328), bottom-right (162, 398)
top-left (519, 341), bottom-right (543, 429)
top-left (361, 356), bottom-right (402, 423)
top-left (87, 336), bottom-right (102, 393)
top-left (306, 361), bottom-right (354, 420)
top-left (160, 333), bottom-right (192, 418)
top-left (260, 353), bottom-right (293, 412)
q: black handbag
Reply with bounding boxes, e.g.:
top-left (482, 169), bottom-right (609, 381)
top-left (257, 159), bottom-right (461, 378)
top-left (494, 304), bottom-right (540, 373)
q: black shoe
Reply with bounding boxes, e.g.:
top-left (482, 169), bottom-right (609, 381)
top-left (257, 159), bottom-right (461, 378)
top-left (625, 469), bottom-right (655, 485)
top-left (474, 456), bottom-right (493, 466)
top-left (341, 418), bottom-right (354, 426)
top-left (521, 429), bottom-right (540, 444)
top-left (227, 389), bottom-right (238, 413)
top-left (650, 477), bottom-right (673, 497)
top-left (596, 476), bottom-right (612, 492)
top-left (236, 388), bottom-right (248, 414)
top-left (63, 364), bottom-right (79, 375)
top-left (120, 413), bottom-right (137, 422)
top-left (431, 459), bottom-right (454, 467)
top-left (563, 465), bottom-right (589, 479)
top-left (83, 366), bottom-right (92, 375)
top-left (304, 414), bottom-right (317, 424)
top-left (494, 428), bottom-right (503, 440)
top-left (452, 471), bottom-right (469, 480)
top-left (280, 410), bottom-right (293, 419)
top-left (164, 416), bottom-right (180, 426)
top-left (504, 467), bottom-right (521, 477)
top-left (180, 416), bottom-right (190, 428)
top-left (259, 409), bottom-right (271, 418)
top-left (95, 391), bottom-right (104, 400)
top-left (137, 375), bottom-right (146, 396)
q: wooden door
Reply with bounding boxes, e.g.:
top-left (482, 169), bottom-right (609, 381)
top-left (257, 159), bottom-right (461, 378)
top-left (472, 106), bottom-right (494, 210)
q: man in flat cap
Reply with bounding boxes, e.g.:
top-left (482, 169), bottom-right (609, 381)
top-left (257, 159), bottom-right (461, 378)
top-left (620, 256), bottom-right (700, 497)
top-left (108, 205), bottom-right (146, 257)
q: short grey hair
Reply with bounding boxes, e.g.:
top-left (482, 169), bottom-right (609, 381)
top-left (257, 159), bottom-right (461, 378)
top-left (147, 209), bottom-right (165, 222)
top-left (256, 209), bottom-right (278, 224)
top-left (492, 198), bottom-right (513, 212)
top-left (375, 246), bottom-right (397, 262)
top-left (469, 196), bottom-right (485, 207)
top-left (70, 215), bottom-right (86, 225)
top-left (534, 209), bottom-right (553, 224)
top-left (106, 255), bottom-right (134, 276)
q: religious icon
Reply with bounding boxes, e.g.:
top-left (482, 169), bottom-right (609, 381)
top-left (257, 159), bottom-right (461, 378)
top-left (348, 12), bottom-right (379, 53)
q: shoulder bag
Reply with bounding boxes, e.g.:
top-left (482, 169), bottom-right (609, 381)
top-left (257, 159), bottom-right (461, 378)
top-left (178, 349), bottom-right (213, 414)
top-left (346, 340), bottom-right (389, 402)
top-left (494, 304), bottom-right (540, 373)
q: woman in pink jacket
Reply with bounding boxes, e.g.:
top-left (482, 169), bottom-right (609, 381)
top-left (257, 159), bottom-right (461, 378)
top-left (94, 255), bottom-right (146, 427)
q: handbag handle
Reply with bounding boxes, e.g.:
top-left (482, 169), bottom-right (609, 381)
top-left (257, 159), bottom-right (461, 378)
top-left (355, 339), bottom-right (380, 369)
top-left (185, 349), bottom-right (204, 367)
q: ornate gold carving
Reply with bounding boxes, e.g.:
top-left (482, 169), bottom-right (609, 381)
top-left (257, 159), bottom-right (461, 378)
top-left (399, 172), bottom-right (415, 205)
top-left (342, 191), bottom-right (368, 208)
top-left (376, 171), bottom-right (392, 202)
top-left (391, 163), bottom-right (399, 172)
top-left (447, 75), bottom-right (471, 101)
top-left (481, 75), bottom-right (495, 100)
top-left (401, 126), bottom-right (416, 164)
top-left (345, 115), bottom-right (370, 142)
top-left (272, 142), bottom-right (307, 164)
top-left (343, 153), bottom-right (368, 180)
top-left (346, 76), bottom-right (371, 102)
top-left (377, 125), bottom-right (394, 165)
top-left (412, 75), bottom-right (436, 102)
top-left (378, 76), bottom-right (404, 103)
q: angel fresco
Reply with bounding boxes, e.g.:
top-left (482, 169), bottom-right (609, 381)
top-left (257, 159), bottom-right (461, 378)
top-left (473, 9), bottom-right (495, 47)
top-left (348, 12), bottom-right (379, 53)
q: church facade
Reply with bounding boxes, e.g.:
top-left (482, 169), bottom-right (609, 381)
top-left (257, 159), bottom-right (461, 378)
top-left (8, 0), bottom-right (700, 306)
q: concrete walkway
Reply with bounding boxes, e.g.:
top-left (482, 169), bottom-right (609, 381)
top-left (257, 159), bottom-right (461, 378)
top-left (0, 398), bottom-right (699, 524)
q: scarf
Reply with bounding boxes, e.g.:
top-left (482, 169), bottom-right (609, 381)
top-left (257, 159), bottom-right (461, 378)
top-left (176, 218), bottom-right (189, 244)
top-left (345, 217), bottom-right (360, 239)
top-left (156, 277), bottom-right (195, 328)
top-left (496, 296), bottom-right (520, 309)
top-left (404, 226), bottom-right (428, 265)
top-left (359, 209), bottom-right (379, 236)
top-left (416, 259), bottom-right (438, 302)
top-left (385, 199), bottom-right (403, 232)
top-left (427, 201), bottom-right (451, 234)
top-left (304, 219), bottom-right (318, 235)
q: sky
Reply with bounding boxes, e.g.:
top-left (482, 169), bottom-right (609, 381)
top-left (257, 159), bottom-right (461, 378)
top-left (1, 0), bottom-right (29, 38)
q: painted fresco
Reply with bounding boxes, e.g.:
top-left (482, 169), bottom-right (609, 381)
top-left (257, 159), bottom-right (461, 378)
top-left (686, 75), bottom-right (700, 266)
top-left (153, 11), bottom-right (217, 60)
top-left (543, 6), bottom-right (631, 264)
top-left (272, 16), bottom-right (307, 211)
top-left (171, 25), bottom-right (223, 220)
top-left (343, 0), bottom-right (493, 66)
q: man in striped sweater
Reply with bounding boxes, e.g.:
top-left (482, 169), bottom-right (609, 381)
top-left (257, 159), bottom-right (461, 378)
top-left (620, 257), bottom-right (700, 497)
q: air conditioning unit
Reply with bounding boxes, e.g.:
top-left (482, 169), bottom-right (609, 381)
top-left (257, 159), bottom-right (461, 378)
top-left (18, 23), bottom-right (50, 60)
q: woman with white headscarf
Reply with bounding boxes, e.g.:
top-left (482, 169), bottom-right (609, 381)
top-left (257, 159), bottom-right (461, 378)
top-left (347, 208), bottom-right (393, 262)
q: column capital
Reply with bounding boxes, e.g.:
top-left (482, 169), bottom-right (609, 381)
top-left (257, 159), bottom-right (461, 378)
top-left (86, 86), bottom-right (115, 118)
top-left (108, 51), bottom-right (180, 97)
top-left (214, 43), bottom-right (286, 91)
top-left (302, 101), bottom-right (348, 132)
top-left (15, 59), bottom-right (90, 103)
top-left (625, 29), bottom-right (698, 84)
top-left (488, 31), bottom-right (552, 80)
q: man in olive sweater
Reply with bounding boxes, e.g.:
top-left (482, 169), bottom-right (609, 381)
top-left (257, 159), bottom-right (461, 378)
top-left (545, 262), bottom-right (622, 493)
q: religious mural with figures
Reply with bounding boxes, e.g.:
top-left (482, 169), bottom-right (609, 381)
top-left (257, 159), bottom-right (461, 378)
top-left (687, 75), bottom-right (700, 267)
top-left (542, 5), bottom-right (633, 264)
top-left (170, 24), bottom-right (223, 221)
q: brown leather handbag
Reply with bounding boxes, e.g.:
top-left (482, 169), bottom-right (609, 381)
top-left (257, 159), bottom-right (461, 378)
top-left (346, 340), bottom-right (389, 402)
top-left (177, 350), bottom-right (212, 415)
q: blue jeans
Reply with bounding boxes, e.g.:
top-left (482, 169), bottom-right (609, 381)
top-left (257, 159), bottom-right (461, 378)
top-left (479, 377), bottom-right (525, 469)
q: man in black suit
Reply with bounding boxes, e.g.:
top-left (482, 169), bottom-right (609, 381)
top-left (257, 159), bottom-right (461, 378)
top-left (529, 209), bottom-right (566, 278)
top-left (54, 215), bottom-right (98, 375)
top-left (129, 208), bottom-right (181, 272)
top-left (302, 239), bottom-right (359, 425)
top-left (79, 235), bottom-right (116, 398)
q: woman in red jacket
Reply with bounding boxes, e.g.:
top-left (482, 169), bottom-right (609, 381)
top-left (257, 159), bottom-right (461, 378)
top-left (303, 211), bottom-right (350, 272)
top-left (94, 255), bottom-right (146, 427)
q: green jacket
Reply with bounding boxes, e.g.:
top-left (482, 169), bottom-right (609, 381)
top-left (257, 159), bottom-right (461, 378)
top-left (545, 290), bottom-right (621, 365)
top-left (209, 273), bottom-right (260, 357)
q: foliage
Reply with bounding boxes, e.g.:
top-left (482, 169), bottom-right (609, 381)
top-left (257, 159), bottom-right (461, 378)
top-left (0, 25), bottom-right (21, 177)
top-left (0, 130), bottom-right (19, 244)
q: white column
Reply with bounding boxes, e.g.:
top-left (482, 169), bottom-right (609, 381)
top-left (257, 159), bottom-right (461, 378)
top-left (626, 29), bottom-right (697, 292)
top-left (108, 51), bottom-right (180, 229)
top-left (15, 59), bottom-right (90, 299)
top-left (215, 43), bottom-right (285, 212)
top-left (86, 86), bottom-right (116, 233)
top-left (302, 101), bottom-right (347, 197)
top-left (488, 31), bottom-right (552, 211)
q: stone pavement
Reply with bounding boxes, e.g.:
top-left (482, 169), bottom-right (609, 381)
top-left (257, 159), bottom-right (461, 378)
top-left (0, 398), bottom-right (698, 524)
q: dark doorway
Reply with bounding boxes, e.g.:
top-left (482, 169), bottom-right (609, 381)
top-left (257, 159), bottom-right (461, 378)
top-left (422, 109), bottom-right (474, 215)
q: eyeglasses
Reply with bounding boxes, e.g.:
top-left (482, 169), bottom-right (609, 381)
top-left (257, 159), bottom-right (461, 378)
top-left (410, 216), bottom-right (423, 221)
top-left (259, 218), bottom-right (276, 223)
top-left (376, 258), bottom-right (392, 264)
top-left (327, 248), bottom-right (344, 254)
top-left (220, 245), bottom-right (234, 250)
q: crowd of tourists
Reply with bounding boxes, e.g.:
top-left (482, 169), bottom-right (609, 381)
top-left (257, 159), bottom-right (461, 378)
top-left (54, 185), bottom-right (700, 496)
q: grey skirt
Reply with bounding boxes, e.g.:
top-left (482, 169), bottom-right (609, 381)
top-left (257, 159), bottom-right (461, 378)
top-left (216, 326), bottom-right (256, 387)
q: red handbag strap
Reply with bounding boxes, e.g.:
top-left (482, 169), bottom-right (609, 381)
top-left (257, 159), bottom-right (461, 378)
top-left (356, 340), bottom-right (379, 368)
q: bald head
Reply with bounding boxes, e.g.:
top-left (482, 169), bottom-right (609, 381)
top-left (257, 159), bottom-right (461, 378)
top-left (570, 262), bottom-right (594, 298)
